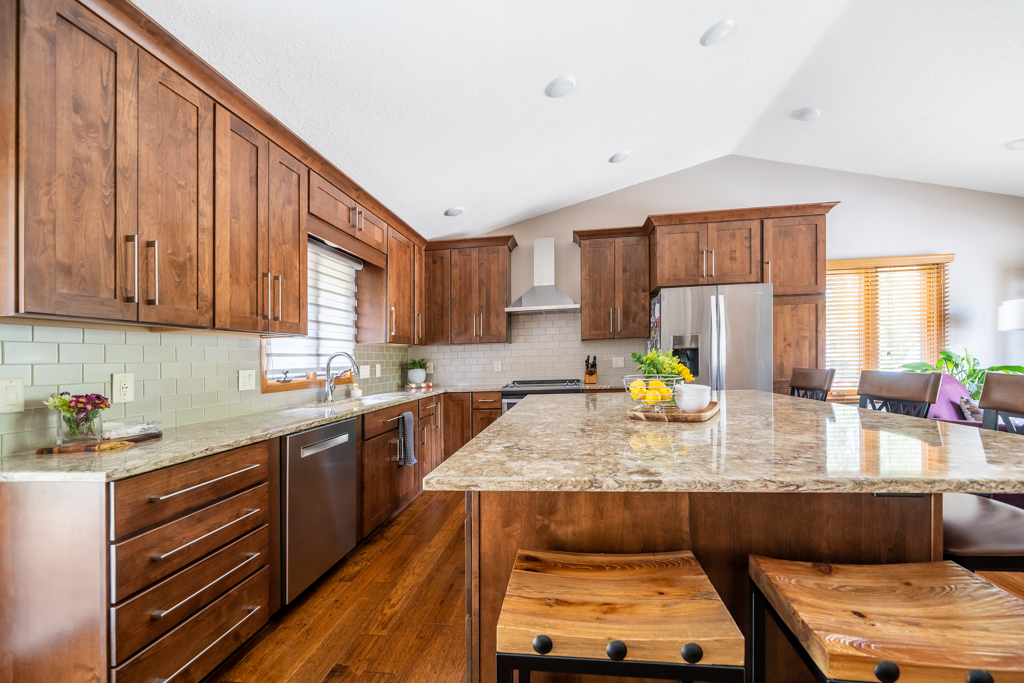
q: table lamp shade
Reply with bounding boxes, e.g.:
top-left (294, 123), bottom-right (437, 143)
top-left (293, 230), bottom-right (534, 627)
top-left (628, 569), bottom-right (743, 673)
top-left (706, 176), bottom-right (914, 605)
top-left (998, 299), bottom-right (1024, 331)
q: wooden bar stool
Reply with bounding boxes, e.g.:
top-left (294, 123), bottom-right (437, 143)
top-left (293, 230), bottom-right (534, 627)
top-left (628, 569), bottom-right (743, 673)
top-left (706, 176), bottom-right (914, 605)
top-left (979, 571), bottom-right (1024, 599)
top-left (857, 370), bottom-right (941, 417)
top-left (790, 368), bottom-right (836, 401)
top-left (496, 549), bottom-right (745, 682)
top-left (749, 555), bottom-right (1024, 683)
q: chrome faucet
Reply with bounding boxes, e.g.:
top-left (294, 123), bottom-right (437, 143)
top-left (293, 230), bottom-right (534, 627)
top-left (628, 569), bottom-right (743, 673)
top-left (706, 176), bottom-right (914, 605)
top-left (324, 352), bottom-right (359, 403)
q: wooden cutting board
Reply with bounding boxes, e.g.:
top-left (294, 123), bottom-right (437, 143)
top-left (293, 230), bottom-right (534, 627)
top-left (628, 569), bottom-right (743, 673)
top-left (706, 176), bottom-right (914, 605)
top-left (36, 431), bottom-right (163, 455)
top-left (627, 402), bottom-right (719, 422)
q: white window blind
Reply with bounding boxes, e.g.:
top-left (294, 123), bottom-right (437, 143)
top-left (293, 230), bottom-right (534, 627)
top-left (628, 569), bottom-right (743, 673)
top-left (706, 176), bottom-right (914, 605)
top-left (825, 255), bottom-right (951, 402)
top-left (264, 240), bottom-right (359, 380)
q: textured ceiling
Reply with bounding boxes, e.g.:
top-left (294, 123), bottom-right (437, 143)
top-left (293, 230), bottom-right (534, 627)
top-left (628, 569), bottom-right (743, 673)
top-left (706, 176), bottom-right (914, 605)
top-left (131, 0), bottom-right (1024, 240)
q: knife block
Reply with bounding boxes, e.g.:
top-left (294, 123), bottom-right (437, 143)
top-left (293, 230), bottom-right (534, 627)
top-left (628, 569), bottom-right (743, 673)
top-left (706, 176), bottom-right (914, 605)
top-left (584, 370), bottom-right (596, 385)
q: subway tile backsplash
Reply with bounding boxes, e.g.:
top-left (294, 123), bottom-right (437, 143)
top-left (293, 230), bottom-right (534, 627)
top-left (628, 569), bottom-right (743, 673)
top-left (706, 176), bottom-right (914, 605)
top-left (420, 312), bottom-right (645, 387)
top-left (0, 322), bottom-right (408, 457)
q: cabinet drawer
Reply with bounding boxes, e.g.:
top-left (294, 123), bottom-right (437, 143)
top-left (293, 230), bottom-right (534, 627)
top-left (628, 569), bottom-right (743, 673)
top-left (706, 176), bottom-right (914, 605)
top-left (418, 397), bottom-right (439, 420)
top-left (363, 401), bottom-right (415, 440)
top-left (309, 170), bottom-right (357, 236)
top-left (112, 484), bottom-right (268, 602)
top-left (357, 208), bottom-right (389, 253)
top-left (471, 392), bottom-right (500, 409)
top-left (112, 567), bottom-right (269, 683)
top-left (110, 443), bottom-right (269, 541)
top-left (111, 525), bottom-right (268, 664)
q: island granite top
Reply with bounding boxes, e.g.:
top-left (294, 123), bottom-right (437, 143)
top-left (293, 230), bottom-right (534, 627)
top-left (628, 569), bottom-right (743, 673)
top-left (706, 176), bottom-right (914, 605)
top-left (423, 390), bottom-right (1024, 494)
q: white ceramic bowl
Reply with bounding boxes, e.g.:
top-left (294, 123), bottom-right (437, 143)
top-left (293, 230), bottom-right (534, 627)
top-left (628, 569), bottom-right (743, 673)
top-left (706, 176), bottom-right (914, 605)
top-left (675, 383), bottom-right (711, 412)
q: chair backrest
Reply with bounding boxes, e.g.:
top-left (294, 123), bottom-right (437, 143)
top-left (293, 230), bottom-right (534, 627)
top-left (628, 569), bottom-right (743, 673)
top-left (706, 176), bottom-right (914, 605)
top-left (857, 370), bottom-right (942, 418)
top-left (789, 368), bottom-right (836, 401)
top-left (979, 373), bottom-right (1024, 434)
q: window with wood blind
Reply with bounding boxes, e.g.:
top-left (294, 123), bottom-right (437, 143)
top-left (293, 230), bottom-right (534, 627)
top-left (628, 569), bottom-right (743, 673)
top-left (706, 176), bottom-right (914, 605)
top-left (825, 254), bottom-right (952, 402)
top-left (261, 238), bottom-right (361, 393)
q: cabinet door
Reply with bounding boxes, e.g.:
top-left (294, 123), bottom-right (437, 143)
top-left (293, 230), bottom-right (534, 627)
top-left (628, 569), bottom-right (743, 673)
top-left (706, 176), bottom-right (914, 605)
top-left (361, 430), bottom-right (398, 538)
top-left (772, 294), bottom-right (825, 395)
top-left (394, 438), bottom-right (420, 511)
top-left (615, 236), bottom-right (650, 338)
top-left (652, 224), bottom-right (707, 289)
top-left (386, 227), bottom-right (414, 344)
top-left (267, 143), bottom-right (307, 335)
top-left (763, 215), bottom-right (826, 296)
top-left (417, 415), bottom-right (434, 476)
top-left (708, 219), bottom-right (761, 285)
top-left (450, 248), bottom-right (479, 344)
top-left (424, 249), bottom-right (450, 345)
top-left (308, 170), bottom-right (357, 237)
top-left (580, 239), bottom-right (616, 340)
top-left (214, 106), bottom-right (267, 333)
top-left (477, 246), bottom-right (509, 343)
top-left (138, 52), bottom-right (214, 327)
top-left (472, 409), bottom-right (500, 437)
top-left (412, 244), bottom-right (424, 345)
top-left (21, 0), bottom-right (139, 320)
top-left (356, 206), bottom-right (388, 254)
top-left (442, 392), bottom-right (472, 459)
top-left (432, 402), bottom-right (444, 469)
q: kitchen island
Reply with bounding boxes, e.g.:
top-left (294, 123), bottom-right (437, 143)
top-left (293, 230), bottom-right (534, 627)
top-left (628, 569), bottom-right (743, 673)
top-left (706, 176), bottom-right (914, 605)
top-left (423, 390), bottom-right (1024, 683)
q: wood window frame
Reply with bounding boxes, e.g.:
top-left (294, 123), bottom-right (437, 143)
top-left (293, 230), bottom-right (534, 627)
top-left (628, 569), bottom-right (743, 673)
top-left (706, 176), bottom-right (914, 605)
top-left (259, 340), bottom-right (353, 394)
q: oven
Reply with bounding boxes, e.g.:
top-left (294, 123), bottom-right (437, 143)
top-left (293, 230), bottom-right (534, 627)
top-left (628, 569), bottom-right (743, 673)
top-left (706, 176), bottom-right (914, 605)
top-left (500, 379), bottom-right (583, 413)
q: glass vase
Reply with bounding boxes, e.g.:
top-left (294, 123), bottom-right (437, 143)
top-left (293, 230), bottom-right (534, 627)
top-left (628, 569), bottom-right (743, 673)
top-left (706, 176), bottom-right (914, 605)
top-left (57, 411), bottom-right (104, 446)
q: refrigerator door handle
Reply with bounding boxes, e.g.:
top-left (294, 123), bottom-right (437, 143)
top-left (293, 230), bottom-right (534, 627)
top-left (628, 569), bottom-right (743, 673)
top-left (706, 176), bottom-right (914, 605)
top-left (709, 294), bottom-right (719, 391)
top-left (718, 294), bottom-right (727, 390)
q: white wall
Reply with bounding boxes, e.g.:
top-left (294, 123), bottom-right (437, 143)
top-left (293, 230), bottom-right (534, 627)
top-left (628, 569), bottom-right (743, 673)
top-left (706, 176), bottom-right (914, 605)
top-left (485, 155), bottom-right (1024, 365)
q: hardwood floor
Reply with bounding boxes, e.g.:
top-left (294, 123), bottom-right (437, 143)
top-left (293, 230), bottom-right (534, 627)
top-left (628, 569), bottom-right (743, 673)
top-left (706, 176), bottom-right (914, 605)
top-left (214, 491), bottom-right (467, 683)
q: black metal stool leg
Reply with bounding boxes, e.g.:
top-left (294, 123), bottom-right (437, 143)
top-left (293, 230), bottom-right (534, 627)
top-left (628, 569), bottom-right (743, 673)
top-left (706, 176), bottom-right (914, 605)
top-left (518, 670), bottom-right (530, 683)
top-left (496, 654), bottom-right (514, 683)
top-left (749, 580), bottom-right (767, 683)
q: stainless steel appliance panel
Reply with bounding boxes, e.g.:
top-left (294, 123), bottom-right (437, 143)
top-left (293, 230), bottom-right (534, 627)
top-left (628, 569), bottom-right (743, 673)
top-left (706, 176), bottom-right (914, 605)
top-left (656, 286), bottom-right (717, 388)
top-left (718, 283), bottom-right (773, 391)
top-left (283, 419), bottom-right (357, 604)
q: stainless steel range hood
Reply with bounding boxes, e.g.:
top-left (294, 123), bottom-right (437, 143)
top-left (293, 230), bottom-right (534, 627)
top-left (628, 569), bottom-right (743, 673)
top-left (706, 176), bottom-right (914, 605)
top-left (505, 237), bottom-right (580, 313)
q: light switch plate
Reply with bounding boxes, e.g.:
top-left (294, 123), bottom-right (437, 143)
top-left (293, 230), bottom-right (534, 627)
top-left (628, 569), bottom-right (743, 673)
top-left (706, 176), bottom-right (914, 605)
top-left (239, 369), bottom-right (256, 392)
top-left (112, 373), bottom-right (135, 404)
top-left (360, 365), bottom-right (370, 378)
top-left (612, 357), bottom-right (624, 368)
top-left (0, 379), bottom-right (24, 413)
top-left (426, 362), bottom-right (434, 374)
top-left (375, 364), bottom-right (381, 377)
top-left (494, 360), bottom-right (502, 372)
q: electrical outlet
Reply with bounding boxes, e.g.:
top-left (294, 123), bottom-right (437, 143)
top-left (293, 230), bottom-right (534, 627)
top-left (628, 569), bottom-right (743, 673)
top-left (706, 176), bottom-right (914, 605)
top-left (494, 360), bottom-right (502, 372)
top-left (239, 369), bottom-right (256, 392)
top-left (612, 357), bottom-right (624, 368)
top-left (112, 373), bottom-right (135, 404)
top-left (375, 364), bottom-right (381, 377)
top-left (0, 378), bottom-right (24, 413)
top-left (426, 362), bottom-right (434, 374)
top-left (360, 365), bottom-right (370, 378)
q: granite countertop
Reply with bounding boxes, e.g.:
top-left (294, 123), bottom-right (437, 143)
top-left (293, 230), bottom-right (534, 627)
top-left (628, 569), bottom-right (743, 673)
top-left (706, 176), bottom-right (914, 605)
top-left (423, 390), bottom-right (1024, 494)
top-left (1, 385), bottom-right (501, 483)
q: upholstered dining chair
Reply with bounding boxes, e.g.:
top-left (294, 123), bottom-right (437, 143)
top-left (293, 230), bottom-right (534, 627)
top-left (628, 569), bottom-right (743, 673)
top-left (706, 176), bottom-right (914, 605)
top-left (857, 370), bottom-right (942, 418)
top-left (789, 368), bottom-right (836, 401)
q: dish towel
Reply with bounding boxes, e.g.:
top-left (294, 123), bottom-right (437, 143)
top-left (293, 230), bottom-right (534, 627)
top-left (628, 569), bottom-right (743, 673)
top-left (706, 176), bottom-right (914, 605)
top-left (398, 411), bottom-right (417, 466)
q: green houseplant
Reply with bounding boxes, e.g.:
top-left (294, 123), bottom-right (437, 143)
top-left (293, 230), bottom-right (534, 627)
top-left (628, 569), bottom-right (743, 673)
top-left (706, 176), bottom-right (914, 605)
top-left (407, 358), bottom-right (428, 384)
top-left (902, 348), bottom-right (1024, 400)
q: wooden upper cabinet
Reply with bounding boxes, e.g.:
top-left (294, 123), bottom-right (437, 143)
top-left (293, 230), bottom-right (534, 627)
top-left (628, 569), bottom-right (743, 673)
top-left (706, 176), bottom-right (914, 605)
top-left (580, 239), bottom-right (616, 340)
top-left (214, 107), bottom-right (268, 333)
top-left (616, 235), bottom-right (650, 338)
top-left (447, 243), bottom-right (511, 345)
top-left (267, 143), bottom-right (307, 335)
top-left (308, 170), bottom-right (387, 254)
top-left (707, 219), bottom-right (761, 285)
top-left (137, 52), bottom-right (214, 328)
top-left (477, 245), bottom-right (509, 343)
top-left (21, 0), bottom-right (140, 320)
top-left (651, 224), bottom-right (708, 289)
top-left (424, 249), bottom-right (450, 345)
top-left (450, 248), bottom-right (478, 344)
top-left (763, 215), bottom-right (826, 296)
top-left (387, 227), bottom-right (414, 344)
top-left (412, 244), bottom-right (424, 345)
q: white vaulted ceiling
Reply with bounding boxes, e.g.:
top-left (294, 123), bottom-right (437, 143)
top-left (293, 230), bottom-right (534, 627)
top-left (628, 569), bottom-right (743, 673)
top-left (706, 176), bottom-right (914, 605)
top-left (132, 0), bottom-right (1024, 240)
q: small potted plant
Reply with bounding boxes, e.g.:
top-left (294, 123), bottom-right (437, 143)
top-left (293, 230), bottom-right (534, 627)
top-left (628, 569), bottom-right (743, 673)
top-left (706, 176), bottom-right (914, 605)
top-left (43, 392), bottom-right (111, 445)
top-left (407, 358), bottom-right (428, 384)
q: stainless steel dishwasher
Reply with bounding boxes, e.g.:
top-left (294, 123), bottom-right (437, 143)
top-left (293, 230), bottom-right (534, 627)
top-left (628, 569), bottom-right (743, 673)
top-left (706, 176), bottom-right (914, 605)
top-left (282, 418), bottom-right (357, 604)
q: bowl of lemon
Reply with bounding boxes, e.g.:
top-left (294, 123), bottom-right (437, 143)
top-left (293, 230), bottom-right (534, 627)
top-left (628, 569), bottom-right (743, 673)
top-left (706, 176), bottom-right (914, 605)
top-left (624, 374), bottom-right (686, 411)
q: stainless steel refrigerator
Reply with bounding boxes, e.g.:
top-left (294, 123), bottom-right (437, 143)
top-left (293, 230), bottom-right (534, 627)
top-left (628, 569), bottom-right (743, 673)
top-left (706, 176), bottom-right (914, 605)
top-left (650, 283), bottom-right (773, 391)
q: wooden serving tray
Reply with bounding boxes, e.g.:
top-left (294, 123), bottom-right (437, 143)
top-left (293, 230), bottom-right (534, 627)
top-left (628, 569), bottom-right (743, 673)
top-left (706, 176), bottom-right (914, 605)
top-left (36, 431), bottom-right (163, 455)
top-left (627, 402), bottom-right (719, 422)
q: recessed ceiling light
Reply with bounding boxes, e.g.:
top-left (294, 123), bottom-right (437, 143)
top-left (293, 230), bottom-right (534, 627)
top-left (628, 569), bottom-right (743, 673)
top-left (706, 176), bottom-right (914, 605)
top-left (1008, 139), bottom-right (1024, 151)
top-left (545, 75), bottom-right (576, 99)
top-left (700, 19), bottom-right (736, 47)
top-left (444, 206), bottom-right (464, 217)
top-left (792, 108), bottom-right (821, 122)
top-left (609, 151), bottom-right (631, 164)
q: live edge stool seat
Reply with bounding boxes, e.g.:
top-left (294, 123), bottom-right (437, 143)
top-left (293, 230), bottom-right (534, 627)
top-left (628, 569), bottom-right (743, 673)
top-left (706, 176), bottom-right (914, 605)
top-left (749, 555), bottom-right (1024, 683)
top-left (496, 549), bottom-right (745, 682)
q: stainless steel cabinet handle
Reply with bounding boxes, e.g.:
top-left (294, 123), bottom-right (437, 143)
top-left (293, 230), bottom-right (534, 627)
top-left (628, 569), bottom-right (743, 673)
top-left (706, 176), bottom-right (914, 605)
top-left (390, 307), bottom-right (396, 336)
top-left (703, 250), bottom-right (707, 278)
top-left (300, 433), bottom-right (349, 458)
top-left (350, 205), bottom-right (357, 228)
top-left (151, 552), bottom-right (261, 619)
top-left (422, 427), bottom-right (427, 445)
top-left (264, 273), bottom-right (271, 320)
top-left (618, 307), bottom-right (621, 332)
top-left (153, 605), bottom-right (262, 683)
top-left (147, 240), bottom-right (159, 305)
top-left (151, 508), bottom-right (261, 561)
top-left (417, 313), bottom-right (422, 341)
top-left (274, 275), bottom-right (283, 321)
top-left (767, 260), bottom-right (771, 283)
top-left (149, 464), bottom-right (262, 502)
top-left (126, 235), bottom-right (139, 303)
top-left (711, 250), bottom-right (715, 278)
top-left (609, 307), bottom-right (613, 332)
top-left (357, 210), bottom-right (364, 231)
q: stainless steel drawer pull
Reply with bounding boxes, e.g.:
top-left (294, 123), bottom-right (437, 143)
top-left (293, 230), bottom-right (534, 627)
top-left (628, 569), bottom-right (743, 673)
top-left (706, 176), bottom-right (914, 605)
top-left (147, 240), bottom-right (160, 305)
top-left (300, 433), bottom-right (349, 458)
top-left (476, 399), bottom-right (496, 402)
top-left (154, 605), bottom-right (262, 683)
top-left (151, 552), bottom-right (261, 619)
top-left (386, 415), bottom-right (404, 423)
top-left (151, 509), bottom-right (261, 561)
top-left (149, 464), bottom-right (262, 502)
top-left (126, 235), bottom-right (139, 303)
top-left (421, 403), bottom-right (437, 410)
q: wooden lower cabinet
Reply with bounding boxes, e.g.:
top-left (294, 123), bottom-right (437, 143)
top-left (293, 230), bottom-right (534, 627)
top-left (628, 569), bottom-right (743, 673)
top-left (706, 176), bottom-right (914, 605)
top-left (443, 393), bottom-right (472, 458)
top-left (361, 430), bottom-right (399, 538)
top-left (472, 409), bottom-right (501, 437)
top-left (772, 294), bottom-right (826, 394)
